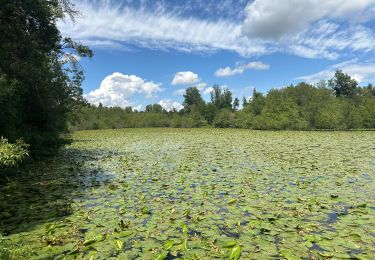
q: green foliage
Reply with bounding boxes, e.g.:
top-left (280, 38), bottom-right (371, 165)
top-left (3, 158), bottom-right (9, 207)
top-left (316, 101), bottom-right (346, 129)
top-left (0, 138), bottom-right (29, 168)
top-left (72, 77), bottom-right (375, 131)
top-left (0, 0), bottom-right (92, 157)
top-left (213, 109), bottom-right (234, 128)
top-left (211, 85), bottom-right (233, 110)
top-left (233, 97), bottom-right (240, 111)
top-left (145, 104), bottom-right (164, 113)
top-left (183, 87), bottom-right (205, 113)
top-left (329, 70), bottom-right (358, 97)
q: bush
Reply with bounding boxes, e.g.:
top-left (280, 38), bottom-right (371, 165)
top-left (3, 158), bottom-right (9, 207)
top-left (0, 138), bottom-right (29, 168)
top-left (213, 109), bottom-right (234, 128)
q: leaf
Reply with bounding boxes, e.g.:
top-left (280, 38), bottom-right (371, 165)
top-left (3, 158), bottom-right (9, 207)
top-left (218, 239), bottom-right (237, 248)
top-left (228, 198), bottom-right (237, 204)
top-left (183, 238), bottom-right (188, 250)
top-left (154, 251), bottom-right (168, 260)
top-left (229, 245), bottom-right (241, 260)
top-left (224, 241), bottom-right (238, 248)
top-left (356, 203), bottom-right (367, 208)
top-left (182, 224), bottom-right (188, 236)
top-left (67, 247), bottom-right (79, 255)
top-left (142, 206), bottom-right (151, 215)
top-left (116, 239), bottom-right (124, 250)
top-left (83, 238), bottom-right (96, 246)
top-left (280, 248), bottom-right (301, 260)
top-left (163, 240), bottom-right (174, 250)
top-left (117, 230), bottom-right (133, 238)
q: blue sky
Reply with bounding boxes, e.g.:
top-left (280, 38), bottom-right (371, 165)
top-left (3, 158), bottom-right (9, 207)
top-left (59, 0), bottom-right (375, 111)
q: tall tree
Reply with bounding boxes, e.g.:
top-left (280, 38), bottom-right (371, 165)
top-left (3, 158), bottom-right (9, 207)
top-left (145, 104), bottom-right (164, 113)
top-left (210, 85), bottom-right (222, 109)
top-left (329, 70), bottom-right (358, 97)
top-left (242, 96), bottom-right (248, 107)
top-left (247, 88), bottom-right (265, 115)
top-left (233, 97), bottom-right (240, 111)
top-left (183, 87), bottom-right (205, 113)
top-left (210, 85), bottom-right (233, 110)
top-left (222, 88), bottom-right (233, 109)
top-left (0, 0), bottom-right (92, 155)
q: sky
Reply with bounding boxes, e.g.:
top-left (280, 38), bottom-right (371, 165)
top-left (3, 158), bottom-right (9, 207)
top-left (59, 0), bottom-right (375, 111)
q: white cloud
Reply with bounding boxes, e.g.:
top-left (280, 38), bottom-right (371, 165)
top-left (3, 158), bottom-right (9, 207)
top-left (242, 0), bottom-right (375, 40)
top-left (84, 72), bottom-right (162, 107)
top-left (158, 99), bottom-right (183, 111)
top-left (171, 71), bottom-right (200, 85)
top-left (195, 82), bottom-right (208, 90)
top-left (172, 82), bottom-right (208, 96)
top-left (58, 0), bottom-right (375, 60)
top-left (58, 0), bottom-right (267, 57)
top-left (297, 60), bottom-right (375, 83)
top-left (173, 89), bottom-right (187, 96)
top-left (203, 87), bottom-right (214, 95)
top-left (215, 61), bottom-right (269, 77)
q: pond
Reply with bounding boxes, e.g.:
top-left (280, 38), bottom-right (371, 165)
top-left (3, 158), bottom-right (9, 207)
top-left (1, 129), bottom-right (374, 259)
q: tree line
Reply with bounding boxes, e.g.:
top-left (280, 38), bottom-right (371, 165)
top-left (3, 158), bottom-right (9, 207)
top-left (71, 70), bottom-right (375, 131)
top-left (0, 0), bottom-right (92, 168)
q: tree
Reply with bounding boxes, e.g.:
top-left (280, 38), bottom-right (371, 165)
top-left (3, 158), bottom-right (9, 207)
top-left (233, 97), bottom-right (240, 111)
top-left (0, 0), bottom-right (92, 156)
top-left (329, 70), bottom-right (358, 97)
top-left (145, 104), bottom-right (164, 113)
top-left (213, 109), bottom-right (233, 128)
top-left (183, 87), bottom-right (205, 113)
top-left (222, 88), bottom-right (233, 109)
top-left (124, 106), bottom-right (133, 113)
top-left (210, 85), bottom-right (222, 109)
top-left (242, 97), bottom-right (248, 107)
top-left (361, 84), bottom-right (375, 96)
top-left (245, 88), bottom-right (265, 115)
top-left (258, 89), bottom-right (308, 130)
top-left (316, 101), bottom-right (345, 129)
top-left (210, 85), bottom-right (233, 110)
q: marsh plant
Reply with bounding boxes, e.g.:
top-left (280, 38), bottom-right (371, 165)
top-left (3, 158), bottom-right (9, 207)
top-left (0, 129), bottom-right (374, 259)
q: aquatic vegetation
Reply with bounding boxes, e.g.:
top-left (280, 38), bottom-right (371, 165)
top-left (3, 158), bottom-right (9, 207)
top-left (0, 129), bottom-right (374, 259)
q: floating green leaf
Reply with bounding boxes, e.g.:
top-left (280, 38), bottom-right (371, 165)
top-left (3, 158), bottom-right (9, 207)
top-left (229, 245), bottom-right (241, 260)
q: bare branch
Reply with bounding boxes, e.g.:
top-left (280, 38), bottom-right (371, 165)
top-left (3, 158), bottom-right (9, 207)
top-left (59, 0), bottom-right (80, 22)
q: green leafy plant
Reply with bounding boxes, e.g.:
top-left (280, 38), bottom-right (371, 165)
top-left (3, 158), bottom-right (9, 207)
top-left (0, 137), bottom-right (29, 168)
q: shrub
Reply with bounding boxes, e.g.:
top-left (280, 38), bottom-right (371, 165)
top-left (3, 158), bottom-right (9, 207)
top-left (0, 138), bottom-right (29, 168)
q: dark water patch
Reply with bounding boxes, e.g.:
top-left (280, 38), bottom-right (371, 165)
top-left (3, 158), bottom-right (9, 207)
top-left (326, 206), bottom-right (350, 224)
top-left (243, 211), bottom-right (251, 217)
top-left (167, 252), bottom-right (183, 259)
top-left (0, 148), bottom-right (116, 235)
top-left (188, 229), bottom-right (202, 237)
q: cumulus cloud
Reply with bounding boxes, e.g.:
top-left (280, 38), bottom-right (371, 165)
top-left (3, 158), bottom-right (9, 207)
top-left (171, 71), bottom-right (200, 85)
top-left (215, 61), bottom-right (269, 77)
top-left (242, 0), bottom-right (375, 40)
top-left (84, 72), bottom-right (162, 107)
top-left (158, 99), bottom-right (183, 111)
top-left (297, 60), bottom-right (375, 83)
